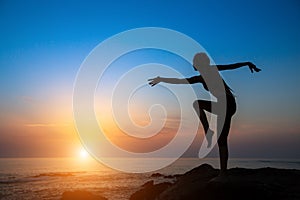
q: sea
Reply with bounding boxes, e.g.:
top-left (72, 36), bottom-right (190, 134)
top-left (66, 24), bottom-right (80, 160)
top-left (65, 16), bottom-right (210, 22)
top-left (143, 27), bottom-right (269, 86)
top-left (0, 157), bottom-right (299, 200)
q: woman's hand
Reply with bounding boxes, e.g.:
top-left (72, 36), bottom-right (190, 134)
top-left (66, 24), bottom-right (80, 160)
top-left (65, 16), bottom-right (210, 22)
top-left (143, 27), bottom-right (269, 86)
top-left (248, 62), bottom-right (262, 73)
top-left (148, 76), bottom-right (162, 87)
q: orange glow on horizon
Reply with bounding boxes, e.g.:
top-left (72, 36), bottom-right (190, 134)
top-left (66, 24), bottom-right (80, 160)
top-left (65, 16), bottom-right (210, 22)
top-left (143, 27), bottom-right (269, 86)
top-left (79, 148), bottom-right (90, 159)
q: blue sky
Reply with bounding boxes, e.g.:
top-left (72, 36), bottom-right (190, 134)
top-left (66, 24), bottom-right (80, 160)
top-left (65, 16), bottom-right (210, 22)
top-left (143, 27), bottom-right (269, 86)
top-left (0, 0), bottom-right (299, 158)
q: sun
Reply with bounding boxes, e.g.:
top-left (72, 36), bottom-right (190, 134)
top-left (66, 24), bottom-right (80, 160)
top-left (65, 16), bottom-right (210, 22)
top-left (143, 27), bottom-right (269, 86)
top-left (79, 148), bottom-right (89, 159)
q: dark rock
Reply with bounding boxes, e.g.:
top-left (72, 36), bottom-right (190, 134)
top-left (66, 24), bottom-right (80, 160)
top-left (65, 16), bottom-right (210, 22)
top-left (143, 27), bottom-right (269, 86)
top-left (151, 173), bottom-right (164, 178)
top-left (141, 180), bottom-right (154, 188)
top-left (130, 181), bottom-right (172, 200)
top-left (163, 174), bottom-right (177, 179)
top-left (132, 163), bottom-right (300, 200)
top-left (150, 172), bottom-right (178, 179)
top-left (159, 164), bottom-right (300, 200)
top-left (61, 190), bottom-right (107, 200)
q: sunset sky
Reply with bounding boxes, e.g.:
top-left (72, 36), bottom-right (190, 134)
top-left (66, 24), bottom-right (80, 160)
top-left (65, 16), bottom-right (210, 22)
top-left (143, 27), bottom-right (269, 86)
top-left (0, 0), bottom-right (299, 158)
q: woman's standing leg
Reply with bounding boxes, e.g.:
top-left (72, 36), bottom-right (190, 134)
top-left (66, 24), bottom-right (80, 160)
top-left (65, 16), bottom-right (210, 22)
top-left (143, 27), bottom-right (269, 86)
top-left (217, 116), bottom-right (232, 175)
top-left (217, 94), bottom-right (236, 175)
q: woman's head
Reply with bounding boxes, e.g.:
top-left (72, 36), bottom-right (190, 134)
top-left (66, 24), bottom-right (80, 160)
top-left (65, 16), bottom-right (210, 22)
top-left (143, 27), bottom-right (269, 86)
top-left (193, 53), bottom-right (210, 71)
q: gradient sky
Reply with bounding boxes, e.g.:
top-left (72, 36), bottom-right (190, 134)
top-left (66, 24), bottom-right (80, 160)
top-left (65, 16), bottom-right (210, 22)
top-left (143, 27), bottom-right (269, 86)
top-left (0, 0), bottom-right (299, 158)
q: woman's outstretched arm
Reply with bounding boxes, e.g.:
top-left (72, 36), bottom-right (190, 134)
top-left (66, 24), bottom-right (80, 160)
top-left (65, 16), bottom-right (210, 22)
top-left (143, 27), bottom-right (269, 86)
top-left (217, 62), bottom-right (261, 73)
top-left (148, 76), bottom-right (204, 87)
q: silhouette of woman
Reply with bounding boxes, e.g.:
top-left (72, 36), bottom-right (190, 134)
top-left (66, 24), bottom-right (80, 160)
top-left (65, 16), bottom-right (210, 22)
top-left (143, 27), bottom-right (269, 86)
top-left (148, 53), bottom-right (261, 175)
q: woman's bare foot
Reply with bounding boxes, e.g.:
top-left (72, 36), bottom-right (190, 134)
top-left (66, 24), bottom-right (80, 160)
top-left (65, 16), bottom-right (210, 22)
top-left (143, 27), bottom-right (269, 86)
top-left (218, 170), bottom-right (228, 177)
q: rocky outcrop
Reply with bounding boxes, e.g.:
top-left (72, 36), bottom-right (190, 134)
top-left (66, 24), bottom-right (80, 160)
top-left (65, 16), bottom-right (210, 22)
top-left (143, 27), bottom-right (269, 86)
top-left (130, 180), bottom-right (172, 200)
top-left (131, 164), bottom-right (300, 200)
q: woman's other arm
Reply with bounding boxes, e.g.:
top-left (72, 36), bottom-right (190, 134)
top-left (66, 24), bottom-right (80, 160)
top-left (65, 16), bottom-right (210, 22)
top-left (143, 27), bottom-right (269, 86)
top-left (217, 62), bottom-right (261, 73)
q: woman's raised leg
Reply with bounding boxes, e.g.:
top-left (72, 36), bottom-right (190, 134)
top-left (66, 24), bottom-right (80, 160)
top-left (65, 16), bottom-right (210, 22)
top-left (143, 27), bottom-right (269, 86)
top-left (193, 100), bottom-right (214, 147)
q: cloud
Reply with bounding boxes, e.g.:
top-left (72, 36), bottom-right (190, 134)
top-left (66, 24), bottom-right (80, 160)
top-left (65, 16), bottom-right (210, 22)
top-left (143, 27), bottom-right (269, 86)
top-left (24, 123), bottom-right (70, 127)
